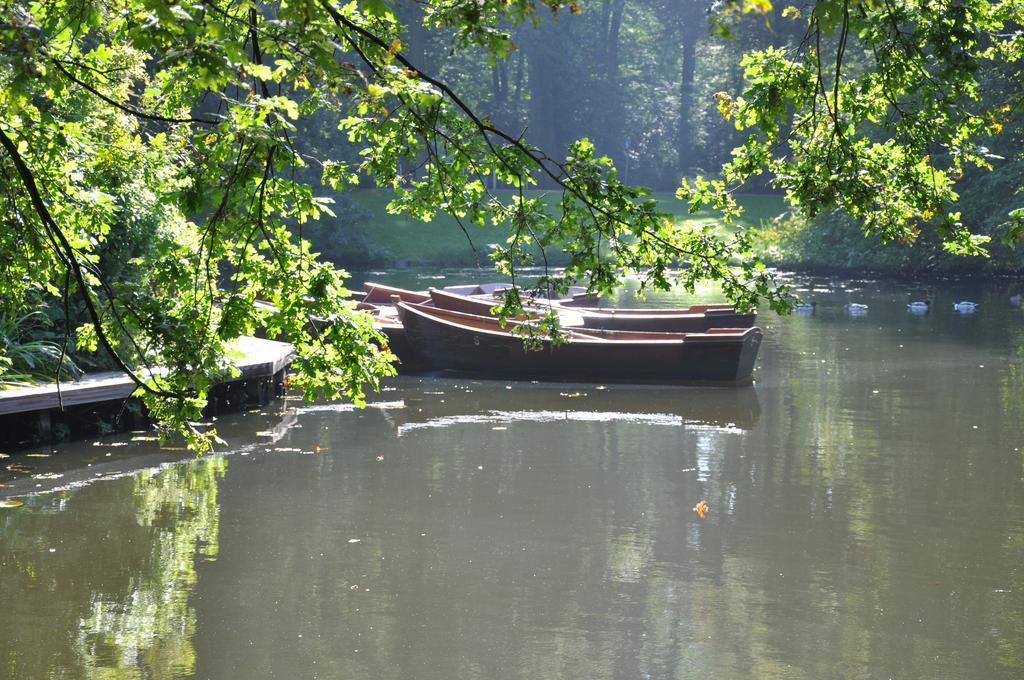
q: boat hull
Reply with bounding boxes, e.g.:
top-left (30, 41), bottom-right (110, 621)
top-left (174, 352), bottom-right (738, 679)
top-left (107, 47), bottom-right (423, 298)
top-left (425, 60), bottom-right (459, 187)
top-left (374, 322), bottom-right (433, 372)
top-left (398, 303), bottom-right (762, 384)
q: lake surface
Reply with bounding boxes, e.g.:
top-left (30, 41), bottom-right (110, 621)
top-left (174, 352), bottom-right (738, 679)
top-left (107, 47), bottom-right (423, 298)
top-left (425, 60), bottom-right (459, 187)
top-left (2, 272), bottom-right (1024, 679)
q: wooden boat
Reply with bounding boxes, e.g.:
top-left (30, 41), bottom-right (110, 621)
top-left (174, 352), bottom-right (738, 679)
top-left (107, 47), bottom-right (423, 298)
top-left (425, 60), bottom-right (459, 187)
top-left (396, 302), bottom-right (762, 384)
top-left (427, 288), bottom-right (756, 333)
top-left (255, 282), bottom-right (437, 370)
top-left (441, 283), bottom-right (600, 306)
top-left (356, 282), bottom-right (595, 371)
top-left (359, 282), bottom-right (430, 305)
top-left (360, 280), bottom-right (598, 307)
top-left (354, 283), bottom-right (433, 370)
top-left (427, 288), bottom-right (529, 317)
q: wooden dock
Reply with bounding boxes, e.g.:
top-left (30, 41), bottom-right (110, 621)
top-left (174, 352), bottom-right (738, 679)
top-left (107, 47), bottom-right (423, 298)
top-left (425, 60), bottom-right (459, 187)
top-left (0, 336), bottom-right (293, 444)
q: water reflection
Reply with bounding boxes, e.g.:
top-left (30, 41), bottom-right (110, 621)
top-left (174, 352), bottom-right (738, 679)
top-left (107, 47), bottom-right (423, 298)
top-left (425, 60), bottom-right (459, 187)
top-left (387, 379), bottom-right (761, 434)
top-left (0, 457), bottom-right (225, 678)
top-left (1, 274), bottom-right (1023, 679)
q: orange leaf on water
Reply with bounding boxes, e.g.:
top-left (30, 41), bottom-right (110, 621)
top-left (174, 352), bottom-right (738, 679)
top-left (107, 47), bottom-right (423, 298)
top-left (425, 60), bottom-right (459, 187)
top-left (693, 499), bottom-right (708, 520)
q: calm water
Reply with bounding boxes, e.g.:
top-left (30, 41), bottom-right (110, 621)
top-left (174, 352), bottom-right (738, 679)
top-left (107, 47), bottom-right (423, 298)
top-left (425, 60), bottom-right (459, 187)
top-left (2, 273), bottom-right (1024, 679)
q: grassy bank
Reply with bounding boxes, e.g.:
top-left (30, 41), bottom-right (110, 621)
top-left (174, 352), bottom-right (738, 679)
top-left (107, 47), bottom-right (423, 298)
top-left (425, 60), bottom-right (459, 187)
top-left (325, 190), bottom-right (787, 267)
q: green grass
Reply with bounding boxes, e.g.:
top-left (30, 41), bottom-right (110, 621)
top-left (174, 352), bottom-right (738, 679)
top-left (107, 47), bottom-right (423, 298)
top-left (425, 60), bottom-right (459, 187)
top-left (343, 189), bottom-right (787, 267)
top-left (654, 192), bottom-right (788, 228)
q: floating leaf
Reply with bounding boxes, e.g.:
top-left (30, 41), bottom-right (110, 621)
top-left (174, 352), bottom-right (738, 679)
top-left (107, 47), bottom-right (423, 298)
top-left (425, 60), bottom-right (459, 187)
top-left (348, 538), bottom-right (361, 544)
top-left (0, 499), bottom-right (24, 509)
top-left (693, 499), bottom-right (709, 519)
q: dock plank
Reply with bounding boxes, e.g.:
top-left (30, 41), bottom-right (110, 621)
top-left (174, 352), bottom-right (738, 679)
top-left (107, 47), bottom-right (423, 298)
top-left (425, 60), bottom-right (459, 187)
top-left (0, 336), bottom-right (293, 416)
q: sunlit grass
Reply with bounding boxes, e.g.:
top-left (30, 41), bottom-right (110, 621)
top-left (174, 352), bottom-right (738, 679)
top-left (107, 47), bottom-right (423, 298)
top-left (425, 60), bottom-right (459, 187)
top-left (345, 189), bottom-right (787, 266)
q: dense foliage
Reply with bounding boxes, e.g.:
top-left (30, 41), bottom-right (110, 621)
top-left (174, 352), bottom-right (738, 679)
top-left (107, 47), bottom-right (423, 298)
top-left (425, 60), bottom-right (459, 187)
top-left (1, 0), bottom-right (1022, 448)
top-left (688, 0), bottom-right (1024, 260)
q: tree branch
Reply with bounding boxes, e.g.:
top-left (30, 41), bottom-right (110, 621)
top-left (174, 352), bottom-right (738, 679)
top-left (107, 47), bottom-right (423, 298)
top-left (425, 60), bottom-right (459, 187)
top-left (50, 57), bottom-right (221, 126)
top-left (0, 126), bottom-right (181, 399)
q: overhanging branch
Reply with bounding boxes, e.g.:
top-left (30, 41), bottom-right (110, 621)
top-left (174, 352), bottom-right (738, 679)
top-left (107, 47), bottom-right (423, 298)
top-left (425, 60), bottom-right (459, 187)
top-left (0, 126), bottom-right (182, 400)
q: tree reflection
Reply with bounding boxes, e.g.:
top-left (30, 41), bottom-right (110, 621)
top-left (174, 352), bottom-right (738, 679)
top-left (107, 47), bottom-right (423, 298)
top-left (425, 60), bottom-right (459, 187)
top-left (0, 457), bottom-right (225, 678)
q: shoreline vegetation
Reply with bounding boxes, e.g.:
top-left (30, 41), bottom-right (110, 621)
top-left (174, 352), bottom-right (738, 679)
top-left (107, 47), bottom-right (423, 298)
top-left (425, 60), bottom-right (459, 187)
top-left (314, 189), bottom-right (785, 268)
top-left (308, 189), bottom-right (1024, 276)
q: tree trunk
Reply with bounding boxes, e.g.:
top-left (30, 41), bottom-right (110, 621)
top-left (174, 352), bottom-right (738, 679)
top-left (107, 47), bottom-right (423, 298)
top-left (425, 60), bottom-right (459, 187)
top-left (491, 63), bottom-right (508, 112)
top-left (527, 38), bottom-right (558, 160)
top-left (525, 21), bottom-right (574, 184)
top-left (511, 46), bottom-right (525, 121)
top-left (676, 31), bottom-right (698, 174)
top-left (605, 0), bottom-right (625, 82)
top-left (600, 0), bottom-right (627, 158)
